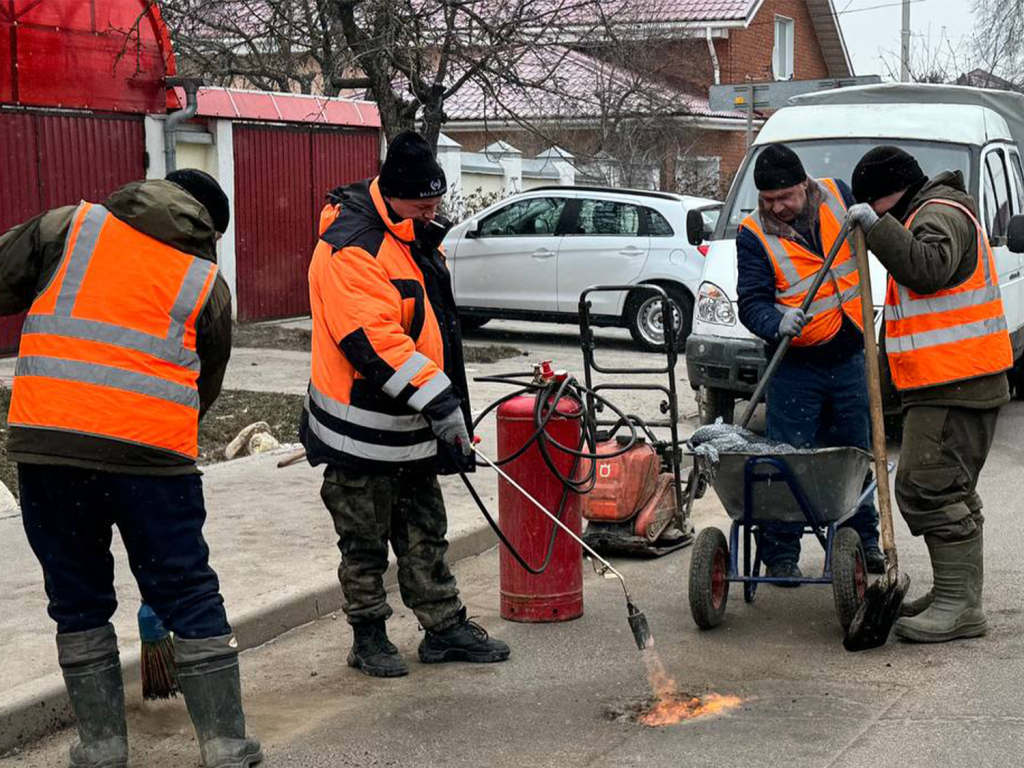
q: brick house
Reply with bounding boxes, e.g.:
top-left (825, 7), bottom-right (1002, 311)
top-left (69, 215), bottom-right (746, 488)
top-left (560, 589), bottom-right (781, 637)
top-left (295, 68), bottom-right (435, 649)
top-left (441, 0), bottom-right (854, 197)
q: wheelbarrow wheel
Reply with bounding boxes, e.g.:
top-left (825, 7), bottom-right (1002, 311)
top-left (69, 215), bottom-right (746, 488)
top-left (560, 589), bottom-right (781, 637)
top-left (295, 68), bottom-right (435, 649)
top-left (832, 527), bottom-right (868, 631)
top-left (689, 527), bottom-right (730, 629)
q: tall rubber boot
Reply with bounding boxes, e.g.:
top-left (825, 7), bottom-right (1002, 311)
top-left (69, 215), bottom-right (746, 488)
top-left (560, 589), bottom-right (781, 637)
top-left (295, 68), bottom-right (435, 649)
top-left (175, 636), bottom-right (263, 768)
top-left (57, 624), bottom-right (129, 768)
top-left (899, 589), bottom-right (934, 618)
top-left (894, 529), bottom-right (986, 643)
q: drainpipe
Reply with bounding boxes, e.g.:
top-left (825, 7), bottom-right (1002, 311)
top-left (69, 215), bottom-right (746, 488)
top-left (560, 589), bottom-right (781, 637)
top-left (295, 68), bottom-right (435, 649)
top-left (706, 27), bottom-right (721, 85)
top-left (164, 77), bottom-right (204, 174)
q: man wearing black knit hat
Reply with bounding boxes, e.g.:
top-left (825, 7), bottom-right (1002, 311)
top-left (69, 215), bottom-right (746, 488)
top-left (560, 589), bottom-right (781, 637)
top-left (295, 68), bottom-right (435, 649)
top-left (848, 146), bottom-right (1012, 644)
top-left (0, 170), bottom-right (262, 767)
top-left (736, 143), bottom-right (883, 584)
top-left (302, 130), bottom-right (510, 677)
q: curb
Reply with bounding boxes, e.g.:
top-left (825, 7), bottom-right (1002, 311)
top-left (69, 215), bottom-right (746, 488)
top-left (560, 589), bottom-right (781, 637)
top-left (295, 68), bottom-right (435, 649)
top-left (0, 524), bottom-right (498, 757)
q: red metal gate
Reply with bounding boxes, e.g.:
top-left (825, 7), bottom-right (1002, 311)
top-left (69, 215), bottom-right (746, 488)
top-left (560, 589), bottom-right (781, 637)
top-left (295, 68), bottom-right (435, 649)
top-left (233, 125), bottom-right (379, 321)
top-left (0, 110), bottom-right (146, 352)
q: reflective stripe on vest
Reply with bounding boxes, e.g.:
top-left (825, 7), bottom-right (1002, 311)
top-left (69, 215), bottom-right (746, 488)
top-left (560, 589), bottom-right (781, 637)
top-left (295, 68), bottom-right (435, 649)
top-left (8, 202), bottom-right (217, 457)
top-left (742, 179), bottom-right (863, 347)
top-left (884, 199), bottom-right (1013, 389)
top-left (304, 383), bottom-right (438, 463)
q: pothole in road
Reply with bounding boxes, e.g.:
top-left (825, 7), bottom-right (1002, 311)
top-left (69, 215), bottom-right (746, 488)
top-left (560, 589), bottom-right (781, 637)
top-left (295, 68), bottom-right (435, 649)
top-left (606, 691), bottom-right (745, 727)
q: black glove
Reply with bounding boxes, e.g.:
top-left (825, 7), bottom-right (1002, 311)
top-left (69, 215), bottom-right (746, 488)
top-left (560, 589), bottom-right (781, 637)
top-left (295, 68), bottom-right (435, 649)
top-left (431, 407), bottom-right (471, 456)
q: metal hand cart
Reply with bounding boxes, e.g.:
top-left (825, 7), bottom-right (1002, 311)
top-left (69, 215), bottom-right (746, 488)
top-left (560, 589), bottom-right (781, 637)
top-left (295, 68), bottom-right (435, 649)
top-left (577, 284), bottom-right (705, 556)
top-left (687, 447), bottom-right (879, 632)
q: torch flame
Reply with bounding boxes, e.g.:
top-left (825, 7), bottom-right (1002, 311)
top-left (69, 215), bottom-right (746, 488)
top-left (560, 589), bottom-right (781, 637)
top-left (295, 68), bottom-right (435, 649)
top-left (637, 647), bottom-right (743, 726)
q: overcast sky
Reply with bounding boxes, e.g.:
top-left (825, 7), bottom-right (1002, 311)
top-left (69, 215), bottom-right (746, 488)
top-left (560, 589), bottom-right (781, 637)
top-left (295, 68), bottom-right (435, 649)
top-left (836, 0), bottom-right (978, 79)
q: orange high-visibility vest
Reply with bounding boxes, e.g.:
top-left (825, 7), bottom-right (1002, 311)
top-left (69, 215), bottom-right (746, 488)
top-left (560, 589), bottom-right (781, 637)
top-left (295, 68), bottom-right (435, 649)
top-left (885, 199), bottom-right (1013, 390)
top-left (8, 202), bottom-right (218, 458)
top-left (741, 179), bottom-right (864, 347)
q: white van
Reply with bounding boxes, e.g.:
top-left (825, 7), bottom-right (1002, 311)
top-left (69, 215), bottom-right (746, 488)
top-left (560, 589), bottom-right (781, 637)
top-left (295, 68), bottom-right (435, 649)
top-left (685, 83), bottom-right (1024, 423)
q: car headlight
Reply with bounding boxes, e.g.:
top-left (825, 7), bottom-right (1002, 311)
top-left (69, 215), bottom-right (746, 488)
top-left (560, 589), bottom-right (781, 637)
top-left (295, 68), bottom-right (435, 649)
top-left (696, 282), bottom-right (736, 326)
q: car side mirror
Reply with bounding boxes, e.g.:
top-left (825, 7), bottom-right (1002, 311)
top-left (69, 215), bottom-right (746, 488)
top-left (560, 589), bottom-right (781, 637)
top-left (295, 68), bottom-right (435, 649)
top-left (686, 210), bottom-right (706, 246)
top-left (1008, 214), bottom-right (1024, 254)
top-left (465, 219), bottom-right (480, 239)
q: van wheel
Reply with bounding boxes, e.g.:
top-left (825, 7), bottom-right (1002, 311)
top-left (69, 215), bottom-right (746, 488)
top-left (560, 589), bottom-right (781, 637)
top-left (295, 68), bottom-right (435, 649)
top-left (697, 386), bottom-right (735, 425)
top-left (626, 286), bottom-right (692, 352)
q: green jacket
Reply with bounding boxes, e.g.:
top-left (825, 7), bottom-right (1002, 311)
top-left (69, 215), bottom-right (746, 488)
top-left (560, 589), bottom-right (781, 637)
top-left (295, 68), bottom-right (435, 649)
top-left (0, 180), bottom-right (233, 474)
top-left (867, 170), bottom-right (1010, 410)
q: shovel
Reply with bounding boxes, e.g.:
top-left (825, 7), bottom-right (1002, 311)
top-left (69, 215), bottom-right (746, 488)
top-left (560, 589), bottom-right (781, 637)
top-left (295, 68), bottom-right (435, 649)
top-left (472, 445), bottom-right (653, 651)
top-left (843, 226), bottom-right (910, 652)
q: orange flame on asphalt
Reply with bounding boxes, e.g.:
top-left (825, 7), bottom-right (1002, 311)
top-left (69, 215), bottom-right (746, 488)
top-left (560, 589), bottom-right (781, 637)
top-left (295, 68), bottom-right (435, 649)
top-left (637, 646), bottom-right (743, 726)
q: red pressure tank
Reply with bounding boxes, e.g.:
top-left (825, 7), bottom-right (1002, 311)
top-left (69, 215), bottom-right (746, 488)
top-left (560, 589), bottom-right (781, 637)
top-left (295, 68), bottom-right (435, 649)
top-left (497, 394), bottom-right (583, 623)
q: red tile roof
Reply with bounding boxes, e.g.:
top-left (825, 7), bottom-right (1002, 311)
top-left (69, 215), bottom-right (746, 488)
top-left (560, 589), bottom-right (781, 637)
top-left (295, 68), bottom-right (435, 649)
top-left (442, 47), bottom-right (746, 123)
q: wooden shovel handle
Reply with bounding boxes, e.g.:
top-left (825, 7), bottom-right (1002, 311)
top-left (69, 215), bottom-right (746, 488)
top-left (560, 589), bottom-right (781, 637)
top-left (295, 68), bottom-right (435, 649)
top-left (853, 227), bottom-right (898, 571)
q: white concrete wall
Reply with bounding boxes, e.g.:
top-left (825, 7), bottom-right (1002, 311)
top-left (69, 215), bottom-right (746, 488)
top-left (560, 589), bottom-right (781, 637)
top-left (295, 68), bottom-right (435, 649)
top-left (522, 177), bottom-right (557, 190)
top-left (212, 120), bottom-right (237, 316)
top-left (176, 141), bottom-right (216, 175)
top-left (461, 172), bottom-right (505, 197)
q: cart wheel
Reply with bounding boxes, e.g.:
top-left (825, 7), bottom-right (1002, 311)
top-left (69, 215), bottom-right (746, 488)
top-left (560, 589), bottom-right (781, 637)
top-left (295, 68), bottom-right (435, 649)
top-left (689, 528), bottom-right (730, 629)
top-left (832, 527), bottom-right (867, 631)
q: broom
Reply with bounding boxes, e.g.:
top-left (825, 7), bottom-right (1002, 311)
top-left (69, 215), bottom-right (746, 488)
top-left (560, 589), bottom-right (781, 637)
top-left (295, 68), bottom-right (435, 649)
top-left (138, 603), bottom-right (179, 699)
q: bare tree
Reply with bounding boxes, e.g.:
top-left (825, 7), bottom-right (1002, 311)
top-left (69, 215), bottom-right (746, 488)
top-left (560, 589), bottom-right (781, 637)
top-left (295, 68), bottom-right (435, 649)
top-left (971, 0), bottom-right (1024, 88)
top-left (154, 0), bottom-right (617, 147)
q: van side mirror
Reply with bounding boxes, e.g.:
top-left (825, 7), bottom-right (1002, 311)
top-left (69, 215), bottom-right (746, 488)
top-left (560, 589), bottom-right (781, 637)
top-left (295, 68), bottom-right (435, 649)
top-left (1008, 215), bottom-right (1024, 254)
top-left (686, 210), bottom-right (706, 246)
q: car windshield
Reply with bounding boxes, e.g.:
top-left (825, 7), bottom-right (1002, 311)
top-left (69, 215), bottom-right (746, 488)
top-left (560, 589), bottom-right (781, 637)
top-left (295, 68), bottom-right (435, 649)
top-left (719, 139), bottom-right (975, 238)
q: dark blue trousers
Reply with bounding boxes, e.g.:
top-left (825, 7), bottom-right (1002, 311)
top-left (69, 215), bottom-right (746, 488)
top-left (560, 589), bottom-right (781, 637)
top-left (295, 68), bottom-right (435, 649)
top-left (762, 351), bottom-right (880, 566)
top-left (19, 464), bottom-right (231, 638)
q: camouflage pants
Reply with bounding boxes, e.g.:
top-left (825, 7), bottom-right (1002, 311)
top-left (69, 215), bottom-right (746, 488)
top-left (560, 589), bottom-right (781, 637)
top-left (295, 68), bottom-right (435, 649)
top-left (321, 467), bottom-right (462, 630)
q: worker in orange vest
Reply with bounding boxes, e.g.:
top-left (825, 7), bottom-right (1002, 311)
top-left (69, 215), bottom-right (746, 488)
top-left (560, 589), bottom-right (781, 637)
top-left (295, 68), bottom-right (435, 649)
top-left (0, 170), bottom-right (261, 768)
top-left (737, 144), bottom-right (883, 583)
top-left (848, 146), bottom-right (1014, 643)
top-left (302, 131), bottom-right (510, 677)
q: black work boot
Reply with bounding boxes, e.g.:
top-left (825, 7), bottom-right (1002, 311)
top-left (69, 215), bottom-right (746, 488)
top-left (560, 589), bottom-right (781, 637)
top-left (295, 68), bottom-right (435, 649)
top-left (57, 624), bottom-right (129, 768)
top-left (418, 609), bottom-right (511, 664)
top-left (347, 620), bottom-right (409, 678)
top-left (766, 561), bottom-right (802, 587)
top-left (895, 529), bottom-right (986, 643)
top-left (864, 547), bottom-right (886, 575)
top-left (175, 636), bottom-right (263, 768)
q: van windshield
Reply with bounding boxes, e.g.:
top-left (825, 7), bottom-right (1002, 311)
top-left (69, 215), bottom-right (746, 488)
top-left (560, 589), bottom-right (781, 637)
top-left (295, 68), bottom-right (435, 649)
top-left (719, 139), bottom-right (975, 238)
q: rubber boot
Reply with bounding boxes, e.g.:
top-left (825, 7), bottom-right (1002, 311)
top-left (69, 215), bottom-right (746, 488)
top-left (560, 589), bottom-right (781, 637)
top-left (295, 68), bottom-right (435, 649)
top-left (175, 636), bottom-right (263, 768)
top-left (895, 529), bottom-right (986, 643)
top-left (57, 625), bottom-right (129, 768)
top-left (899, 589), bottom-right (934, 617)
top-left (418, 609), bottom-right (511, 664)
top-left (347, 619), bottom-right (409, 678)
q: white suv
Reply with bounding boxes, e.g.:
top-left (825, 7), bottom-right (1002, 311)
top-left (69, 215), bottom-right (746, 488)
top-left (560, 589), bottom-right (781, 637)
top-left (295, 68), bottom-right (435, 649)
top-left (443, 186), bottom-right (721, 351)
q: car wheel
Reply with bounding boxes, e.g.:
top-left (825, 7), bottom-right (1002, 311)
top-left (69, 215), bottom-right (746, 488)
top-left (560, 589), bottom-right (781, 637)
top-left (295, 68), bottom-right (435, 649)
top-left (696, 386), bottom-right (735, 425)
top-left (458, 315), bottom-right (491, 332)
top-left (625, 286), bottom-right (693, 352)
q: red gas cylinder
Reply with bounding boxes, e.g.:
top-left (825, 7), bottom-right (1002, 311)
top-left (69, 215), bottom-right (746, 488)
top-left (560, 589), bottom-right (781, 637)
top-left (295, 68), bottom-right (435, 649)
top-left (497, 394), bottom-right (583, 623)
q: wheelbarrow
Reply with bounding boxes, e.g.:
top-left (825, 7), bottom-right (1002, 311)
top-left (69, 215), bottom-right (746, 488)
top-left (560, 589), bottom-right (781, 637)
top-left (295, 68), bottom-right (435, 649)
top-left (687, 446), bottom-right (877, 633)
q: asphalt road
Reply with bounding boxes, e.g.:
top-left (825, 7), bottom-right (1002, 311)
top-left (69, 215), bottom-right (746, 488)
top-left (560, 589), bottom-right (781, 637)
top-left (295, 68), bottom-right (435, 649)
top-left (6, 319), bottom-right (1024, 768)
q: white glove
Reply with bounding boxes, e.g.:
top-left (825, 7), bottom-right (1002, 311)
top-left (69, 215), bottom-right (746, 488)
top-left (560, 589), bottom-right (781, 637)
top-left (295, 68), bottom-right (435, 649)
top-left (847, 203), bottom-right (880, 233)
top-left (431, 407), bottom-right (472, 456)
top-left (778, 308), bottom-right (808, 339)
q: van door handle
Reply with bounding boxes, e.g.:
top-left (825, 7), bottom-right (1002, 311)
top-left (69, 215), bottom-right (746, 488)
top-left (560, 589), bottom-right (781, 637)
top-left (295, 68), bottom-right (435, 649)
top-left (1010, 271), bottom-right (1021, 279)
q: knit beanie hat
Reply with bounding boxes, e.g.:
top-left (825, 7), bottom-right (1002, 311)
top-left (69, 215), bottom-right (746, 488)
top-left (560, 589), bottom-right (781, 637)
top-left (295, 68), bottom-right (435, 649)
top-left (379, 131), bottom-right (447, 199)
top-left (754, 144), bottom-right (807, 191)
top-left (166, 169), bottom-right (230, 233)
top-left (852, 146), bottom-right (926, 204)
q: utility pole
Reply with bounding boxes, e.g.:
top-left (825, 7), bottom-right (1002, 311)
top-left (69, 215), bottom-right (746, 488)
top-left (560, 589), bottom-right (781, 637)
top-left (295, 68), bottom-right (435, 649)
top-left (900, 0), bottom-right (911, 82)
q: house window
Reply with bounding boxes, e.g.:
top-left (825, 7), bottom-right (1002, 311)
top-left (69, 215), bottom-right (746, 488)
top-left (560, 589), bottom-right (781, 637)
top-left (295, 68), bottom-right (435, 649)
top-left (774, 16), bottom-right (795, 81)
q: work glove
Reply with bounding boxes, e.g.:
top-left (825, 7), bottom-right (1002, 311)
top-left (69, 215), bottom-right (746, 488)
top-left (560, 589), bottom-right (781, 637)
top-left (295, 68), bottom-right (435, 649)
top-left (431, 407), bottom-right (472, 456)
top-left (778, 307), bottom-right (809, 339)
top-left (847, 203), bottom-right (880, 233)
